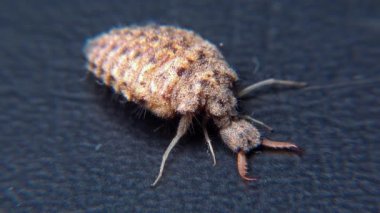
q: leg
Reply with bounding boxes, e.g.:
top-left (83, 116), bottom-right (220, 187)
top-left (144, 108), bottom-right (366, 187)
top-left (202, 117), bottom-right (216, 166)
top-left (151, 115), bottom-right (193, 186)
top-left (79, 70), bottom-right (92, 82)
top-left (241, 115), bottom-right (273, 131)
top-left (238, 78), bottom-right (307, 98)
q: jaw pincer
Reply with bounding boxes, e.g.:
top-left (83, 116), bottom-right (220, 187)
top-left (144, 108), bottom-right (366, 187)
top-left (237, 151), bottom-right (257, 181)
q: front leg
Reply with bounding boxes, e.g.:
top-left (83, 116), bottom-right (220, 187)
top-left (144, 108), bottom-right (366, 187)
top-left (238, 78), bottom-right (307, 98)
top-left (151, 114), bottom-right (193, 186)
top-left (202, 117), bottom-right (216, 166)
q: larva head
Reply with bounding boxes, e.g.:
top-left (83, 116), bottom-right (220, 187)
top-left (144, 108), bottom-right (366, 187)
top-left (218, 118), bottom-right (261, 153)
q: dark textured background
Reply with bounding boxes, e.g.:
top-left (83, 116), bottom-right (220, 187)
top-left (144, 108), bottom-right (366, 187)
top-left (1, 0), bottom-right (379, 212)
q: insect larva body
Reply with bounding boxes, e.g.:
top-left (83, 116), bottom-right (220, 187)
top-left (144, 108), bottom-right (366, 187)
top-left (85, 25), bottom-right (236, 118)
top-left (84, 25), bottom-right (306, 186)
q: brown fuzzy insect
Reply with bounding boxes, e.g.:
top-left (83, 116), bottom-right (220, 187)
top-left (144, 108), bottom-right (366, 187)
top-left (84, 25), bottom-right (306, 186)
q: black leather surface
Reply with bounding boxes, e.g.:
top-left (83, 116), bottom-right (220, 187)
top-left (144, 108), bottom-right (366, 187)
top-left (1, 0), bottom-right (379, 212)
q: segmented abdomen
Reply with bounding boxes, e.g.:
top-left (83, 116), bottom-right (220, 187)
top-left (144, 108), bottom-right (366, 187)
top-left (85, 25), bottom-right (234, 118)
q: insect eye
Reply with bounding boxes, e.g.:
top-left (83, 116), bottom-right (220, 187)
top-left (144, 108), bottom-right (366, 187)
top-left (218, 99), bottom-right (225, 107)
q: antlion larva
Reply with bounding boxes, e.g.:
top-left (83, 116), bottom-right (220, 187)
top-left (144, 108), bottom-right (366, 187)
top-left (84, 25), bottom-right (307, 186)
